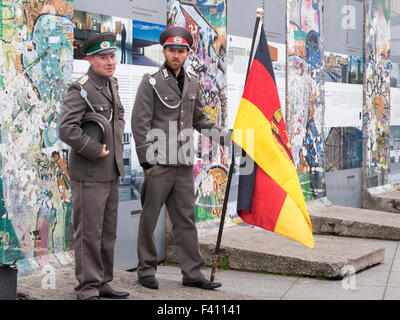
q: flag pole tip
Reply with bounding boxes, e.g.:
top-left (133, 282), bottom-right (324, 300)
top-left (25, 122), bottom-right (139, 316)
top-left (256, 8), bottom-right (264, 17)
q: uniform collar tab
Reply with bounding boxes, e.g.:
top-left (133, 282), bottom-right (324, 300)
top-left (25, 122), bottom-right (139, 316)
top-left (163, 63), bottom-right (185, 80)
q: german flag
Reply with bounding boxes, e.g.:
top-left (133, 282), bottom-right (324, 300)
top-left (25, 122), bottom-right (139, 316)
top-left (232, 22), bottom-right (314, 248)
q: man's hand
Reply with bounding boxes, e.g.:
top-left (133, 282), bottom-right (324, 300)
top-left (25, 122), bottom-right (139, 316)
top-left (99, 144), bottom-right (110, 158)
top-left (145, 168), bottom-right (152, 175)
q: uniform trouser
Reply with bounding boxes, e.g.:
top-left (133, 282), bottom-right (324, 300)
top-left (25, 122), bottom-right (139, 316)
top-left (71, 180), bottom-right (119, 300)
top-left (138, 165), bottom-right (205, 283)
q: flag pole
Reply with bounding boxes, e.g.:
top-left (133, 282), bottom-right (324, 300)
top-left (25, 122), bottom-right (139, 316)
top-left (210, 8), bottom-right (264, 282)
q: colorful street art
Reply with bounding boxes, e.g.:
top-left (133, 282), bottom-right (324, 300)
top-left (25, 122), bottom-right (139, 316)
top-left (287, 0), bottom-right (326, 200)
top-left (167, 0), bottom-right (229, 231)
top-left (0, 0), bottom-right (74, 273)
top-left (364, 0), bottom-right (391, 188)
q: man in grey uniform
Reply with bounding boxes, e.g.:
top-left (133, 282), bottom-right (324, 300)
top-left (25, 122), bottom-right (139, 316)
top-left (131, 26), bottom-right (230, 290)
top-left (59, 32), bottom-right (129, 300)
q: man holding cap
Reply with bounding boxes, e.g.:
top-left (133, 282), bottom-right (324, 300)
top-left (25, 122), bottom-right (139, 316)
top-left (131, 26), bottom-right (231, 290)
top-left (59, 32), bottom-right (129, 300)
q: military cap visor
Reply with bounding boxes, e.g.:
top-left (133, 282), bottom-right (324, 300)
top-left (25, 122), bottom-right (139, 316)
top-left (82, 32), bottom-right (117, 56)
top-left (159, 26), bottom-right (193, 49)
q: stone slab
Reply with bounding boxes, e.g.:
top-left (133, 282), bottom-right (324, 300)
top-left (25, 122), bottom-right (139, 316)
top-left (362, 187), bottom-right (400, 214)
top-left (195, 226), bottom-right (385, 279)
top-left (308, 202), bottom-right (400, 240)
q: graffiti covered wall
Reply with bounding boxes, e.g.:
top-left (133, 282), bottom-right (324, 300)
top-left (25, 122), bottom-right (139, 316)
top-left (287, 0), bottom-right (326, 200)
top-left (167, 0), bottom-right (230, 232)
top-left (0, 0), bottom-right (74, 273)
top-left (363, 0), bottom-right (391, 189)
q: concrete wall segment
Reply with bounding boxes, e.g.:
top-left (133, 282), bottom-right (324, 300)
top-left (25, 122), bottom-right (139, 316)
top-left (362, 0), bottom-right (392, 206)
top-left (0, 0), bottom-right (75, 274)
top-left (287, 0), bottom-right (326, 201)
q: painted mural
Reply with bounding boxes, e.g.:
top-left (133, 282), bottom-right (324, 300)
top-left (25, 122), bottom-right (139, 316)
top-left (167, 0), bottom-right (230, 231)
top-left (364, 0), bottom-right (391, 188)
top-left (0, 0), bottom-right (74, 273)
top-left (287, 0), bottom-right (326, 200)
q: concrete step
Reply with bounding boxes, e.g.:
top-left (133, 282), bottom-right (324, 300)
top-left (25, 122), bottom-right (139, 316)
top-left (363, 188), bottom-right (400, 214)
top-left (196, 226), bottom-right (384, 279)
top-left (358, 184), bottom-right (400, 214)
top-left (308, 201), bottom-right (400, 240)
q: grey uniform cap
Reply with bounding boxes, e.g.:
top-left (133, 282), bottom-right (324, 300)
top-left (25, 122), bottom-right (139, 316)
top-left (81, 112), bottom-right (112, 144)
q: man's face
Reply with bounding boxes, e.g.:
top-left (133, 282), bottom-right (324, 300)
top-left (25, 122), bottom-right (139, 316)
top-left (88, 52), bottom-right (116, 77)
top-left (163, 46), bottom-right (189, 73)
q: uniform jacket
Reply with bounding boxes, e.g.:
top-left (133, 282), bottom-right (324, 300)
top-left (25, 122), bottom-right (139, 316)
top-left (131, 63), bottom-right (230, 167)
top-left (59, 66), bottom-right (125, 182)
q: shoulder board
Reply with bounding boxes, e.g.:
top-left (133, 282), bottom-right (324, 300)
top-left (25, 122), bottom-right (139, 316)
top-left (112, 76), bottom-right (118, 81)
top-left (78, 75), bottom-right (89, 86)
top-left (148, 70), bottom-right (159, 76)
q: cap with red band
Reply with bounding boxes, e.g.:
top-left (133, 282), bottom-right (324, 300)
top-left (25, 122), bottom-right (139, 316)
top-left (164, 36), bottom-right (189, 48)
top-left (159, 26), bottom-right (193, 49)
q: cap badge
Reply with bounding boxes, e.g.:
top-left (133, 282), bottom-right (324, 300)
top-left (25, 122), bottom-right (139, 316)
top-left (173, 36), bottom-right (183, 44)
top-left (100, 41), bottom-right (111, 49)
